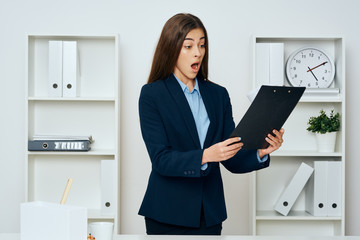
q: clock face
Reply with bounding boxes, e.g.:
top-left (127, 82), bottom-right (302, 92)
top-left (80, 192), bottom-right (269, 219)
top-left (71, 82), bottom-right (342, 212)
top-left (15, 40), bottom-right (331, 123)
top-left (286, 47), bottom-right (335, 88)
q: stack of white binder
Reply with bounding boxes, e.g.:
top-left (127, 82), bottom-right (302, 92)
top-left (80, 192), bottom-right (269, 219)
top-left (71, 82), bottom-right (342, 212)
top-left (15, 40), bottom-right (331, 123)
top-left (274, 161), bottom-right (342, 217)
top-left (255, 42), bottom-right (284, 87)
top-left (48, 40), bottom-right (80, 97)
top-left (305, 161), bottom-right (342, 216)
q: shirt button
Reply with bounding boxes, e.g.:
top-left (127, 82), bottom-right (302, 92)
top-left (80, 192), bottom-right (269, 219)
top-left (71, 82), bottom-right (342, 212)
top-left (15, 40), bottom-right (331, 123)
top-left (184, 171), bottom-right (188, 175)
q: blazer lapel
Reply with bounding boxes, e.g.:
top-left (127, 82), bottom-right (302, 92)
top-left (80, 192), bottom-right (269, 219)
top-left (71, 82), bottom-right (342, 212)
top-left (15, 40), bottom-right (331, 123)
top-left (198, 78), bottom-right (217, 148)
top-left (164, 75), bottom-right (201, 148)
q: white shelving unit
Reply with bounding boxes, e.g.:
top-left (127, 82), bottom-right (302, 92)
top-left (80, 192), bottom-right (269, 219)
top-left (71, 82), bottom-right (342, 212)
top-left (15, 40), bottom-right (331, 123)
top-left (25, 34), bottom-right (120, 233)
top-left (250, 36), bottom-right (345, 236)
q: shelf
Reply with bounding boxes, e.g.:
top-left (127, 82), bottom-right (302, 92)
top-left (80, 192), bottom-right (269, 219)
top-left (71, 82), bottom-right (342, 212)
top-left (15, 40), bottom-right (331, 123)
top-left (25, 34), bottom-right (120, 234)
top-left (88, 209), bottom-right (115, 220)
top-left (29, 34), bottom-right (117, 39)
top-left (28, 96), bottom-right (116, 102)
top-left (27, 149), bottom-right (116, 156)
top-left (300, 95), bottom-right (343, 103)
top-left (256, 210), bottom-right (342, 221)
top-left (271, 150), bottom-right (343, 157)
top-left (251, 36), bottom-right (345, 236)
top-left (27, 34), bottom-right (118, 98)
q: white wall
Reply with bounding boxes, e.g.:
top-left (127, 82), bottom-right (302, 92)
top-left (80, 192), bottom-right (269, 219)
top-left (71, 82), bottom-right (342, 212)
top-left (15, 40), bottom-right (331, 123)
top-left (1, 0), bottom-right (360, 235)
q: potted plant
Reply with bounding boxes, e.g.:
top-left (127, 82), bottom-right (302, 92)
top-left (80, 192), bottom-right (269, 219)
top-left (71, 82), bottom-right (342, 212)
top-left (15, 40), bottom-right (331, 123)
top-left (307, 109), bottom-right (340, 152)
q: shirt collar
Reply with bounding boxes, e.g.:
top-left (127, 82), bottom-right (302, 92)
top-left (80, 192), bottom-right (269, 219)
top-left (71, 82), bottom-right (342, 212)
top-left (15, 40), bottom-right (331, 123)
top-left (173, 73), bottom-right (199, 94)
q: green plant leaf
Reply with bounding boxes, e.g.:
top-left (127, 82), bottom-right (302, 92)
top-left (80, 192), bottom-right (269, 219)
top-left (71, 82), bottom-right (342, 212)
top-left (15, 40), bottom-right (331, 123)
top-left (306, 109), bottom-right (340, 133)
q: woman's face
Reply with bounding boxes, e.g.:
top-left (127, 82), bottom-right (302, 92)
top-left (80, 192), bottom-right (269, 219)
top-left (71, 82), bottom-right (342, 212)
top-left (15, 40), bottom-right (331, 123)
top-left (173, 28), bottom-right (206, 84)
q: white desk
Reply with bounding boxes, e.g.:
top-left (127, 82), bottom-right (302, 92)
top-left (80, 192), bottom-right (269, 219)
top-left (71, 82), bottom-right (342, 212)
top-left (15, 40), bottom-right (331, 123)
top-left (118, 236), bottom-right (360, 240)
top-left (2, 234), bottom-right (360, 240)
top-left (114, 236), bottom-right (360, 240)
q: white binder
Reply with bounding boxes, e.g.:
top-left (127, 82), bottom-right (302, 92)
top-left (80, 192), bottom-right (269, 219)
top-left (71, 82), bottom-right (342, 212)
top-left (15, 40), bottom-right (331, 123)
top-left (48, 41), bottom-right (63, 97)
top-left (305, 161), bottom-right (328, 216)
top-left (255, 43), bottom-right (270, 87)
top-left (269, 43), bottom-right (284, 85)
top-left (255, 43), bottom-right (284, 87)
top-left (101, 160), bottom-right (116, 216)
top-left (274, 162), bottom-right (314, 216)
top-left (327, 161), bottom-right (342, 216)
top-left (62, 41), bottom-right (79, 97)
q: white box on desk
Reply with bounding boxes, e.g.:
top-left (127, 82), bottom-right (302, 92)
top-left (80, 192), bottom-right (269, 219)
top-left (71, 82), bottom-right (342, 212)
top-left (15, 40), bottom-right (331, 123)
top-left (21, 201), bottom-right (87, 240)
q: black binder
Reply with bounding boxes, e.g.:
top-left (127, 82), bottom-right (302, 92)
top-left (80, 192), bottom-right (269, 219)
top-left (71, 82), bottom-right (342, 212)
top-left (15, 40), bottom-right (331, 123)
top-left (28, 140), bottom-right (91, 151)
top-left (230, 85), bottom-right (305, 149)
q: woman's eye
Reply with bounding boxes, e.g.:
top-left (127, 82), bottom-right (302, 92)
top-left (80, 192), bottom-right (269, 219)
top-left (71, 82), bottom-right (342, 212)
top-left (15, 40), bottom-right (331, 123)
top-left (200, 44), bottom-right (205, 48)
top-left (185, 45), bottom-right (191, 49)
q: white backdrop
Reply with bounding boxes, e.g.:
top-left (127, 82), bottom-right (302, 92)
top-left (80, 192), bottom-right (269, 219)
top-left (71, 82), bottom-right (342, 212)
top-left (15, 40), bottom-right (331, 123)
top-left (1, 0), bottom-right (360, 235)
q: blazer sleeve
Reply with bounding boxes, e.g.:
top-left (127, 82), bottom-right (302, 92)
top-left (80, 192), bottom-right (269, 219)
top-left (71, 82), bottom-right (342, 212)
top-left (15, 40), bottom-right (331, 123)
top-left (220, 88), bottom-right (270, 173)
top-left (139, 84), bottom-right (205, 178)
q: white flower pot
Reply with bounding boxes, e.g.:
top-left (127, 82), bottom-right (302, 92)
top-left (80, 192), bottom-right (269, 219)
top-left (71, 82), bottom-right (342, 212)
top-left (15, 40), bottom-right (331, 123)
top-left (315, 132), bottom-right (337, 152)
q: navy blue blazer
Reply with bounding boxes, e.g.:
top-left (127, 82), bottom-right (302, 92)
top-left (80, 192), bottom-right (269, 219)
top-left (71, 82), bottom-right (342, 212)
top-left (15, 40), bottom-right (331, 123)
top-left (138, 74), bottom-right (270, 228)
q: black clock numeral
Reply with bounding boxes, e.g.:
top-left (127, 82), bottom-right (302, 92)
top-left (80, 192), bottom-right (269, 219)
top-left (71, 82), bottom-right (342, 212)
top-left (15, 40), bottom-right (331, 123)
top-left (296, 60), bottom-right (301, 64)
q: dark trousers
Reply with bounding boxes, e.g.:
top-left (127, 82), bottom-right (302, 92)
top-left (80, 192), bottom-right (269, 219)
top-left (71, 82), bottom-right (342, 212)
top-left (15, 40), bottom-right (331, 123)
top-left (144, 206), bottom-right (222, 235)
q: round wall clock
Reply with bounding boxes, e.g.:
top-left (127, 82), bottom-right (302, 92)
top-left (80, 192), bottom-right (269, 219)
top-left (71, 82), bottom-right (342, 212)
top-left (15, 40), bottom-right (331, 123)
top-left (286, 47), bottom-right (335, 88)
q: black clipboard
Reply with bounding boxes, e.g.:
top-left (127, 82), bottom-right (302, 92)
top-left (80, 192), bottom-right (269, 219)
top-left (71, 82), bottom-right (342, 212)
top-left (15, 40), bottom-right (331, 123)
top-left (230, 85), bottom-right (305, 149)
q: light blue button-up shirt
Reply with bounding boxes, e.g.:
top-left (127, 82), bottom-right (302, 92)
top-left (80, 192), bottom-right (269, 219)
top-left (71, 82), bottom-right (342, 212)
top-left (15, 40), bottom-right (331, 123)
top-left (174, 75), bottom-right (210, 170)
top-left (174, 74), bottom-right (267, 171)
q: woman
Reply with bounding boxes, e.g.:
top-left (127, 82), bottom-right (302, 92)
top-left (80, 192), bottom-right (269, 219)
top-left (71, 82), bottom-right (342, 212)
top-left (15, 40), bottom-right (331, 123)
top-left (138, 13), bottom-right (284, 235)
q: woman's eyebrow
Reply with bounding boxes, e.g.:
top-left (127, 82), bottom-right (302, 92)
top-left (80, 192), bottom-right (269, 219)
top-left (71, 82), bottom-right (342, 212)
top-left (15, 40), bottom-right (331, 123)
top-left (184, 36), bottom-right (206, 41)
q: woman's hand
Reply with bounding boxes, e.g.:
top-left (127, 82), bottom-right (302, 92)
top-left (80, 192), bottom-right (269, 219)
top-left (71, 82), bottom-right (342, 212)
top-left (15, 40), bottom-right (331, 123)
top-left (258, 128), bottom-right (285, 159)
top-left (202, 137), bottom-right (243, 165)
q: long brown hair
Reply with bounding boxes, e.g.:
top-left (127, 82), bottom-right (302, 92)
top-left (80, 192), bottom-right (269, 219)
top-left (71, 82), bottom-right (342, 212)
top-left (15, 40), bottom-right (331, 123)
top-left (147, 13), bottom-right (209, 84)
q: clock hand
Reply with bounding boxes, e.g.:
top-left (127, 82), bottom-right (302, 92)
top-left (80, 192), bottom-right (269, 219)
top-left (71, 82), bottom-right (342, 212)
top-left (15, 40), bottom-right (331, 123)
top-left (307, 61), bottom-right (328, 72)
top-left (308, 67), bottom-right (318, 81)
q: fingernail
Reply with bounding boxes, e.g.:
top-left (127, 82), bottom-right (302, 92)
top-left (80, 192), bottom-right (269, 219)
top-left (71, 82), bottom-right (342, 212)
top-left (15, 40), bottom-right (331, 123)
top-left (238, 137), bottom-right (242, 141)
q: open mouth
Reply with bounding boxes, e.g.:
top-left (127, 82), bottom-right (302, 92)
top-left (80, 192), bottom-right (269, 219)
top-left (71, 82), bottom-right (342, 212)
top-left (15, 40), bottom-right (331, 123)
top-left (191, 63), bottom-right (199, 70)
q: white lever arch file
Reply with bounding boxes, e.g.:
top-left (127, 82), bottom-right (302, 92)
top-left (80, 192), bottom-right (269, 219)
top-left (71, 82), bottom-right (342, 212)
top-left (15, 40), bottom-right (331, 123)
top-left (48, 41), bottom-right (63, 97)
top-left (274, 162), bottom-right (314, 216)
top-left (327, 161), bottom-right (342, 216)
top-left (63, 41), bottom-right (79, 97)
top-left (305, 161), bottom-right (328, 216)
